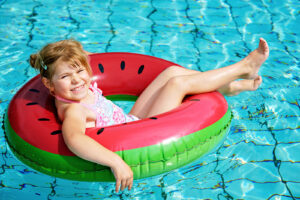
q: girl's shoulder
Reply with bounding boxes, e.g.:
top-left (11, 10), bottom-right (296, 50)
top-left (55, 100), bottom-right (86, 122)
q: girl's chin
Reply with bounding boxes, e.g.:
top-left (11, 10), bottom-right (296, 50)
top-left (70, 92), bottom-right (87, 101)
top-left (70, 86), bottom-right (88, 99)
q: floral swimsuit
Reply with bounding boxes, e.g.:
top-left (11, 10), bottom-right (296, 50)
top-left (55, 83), bottom-right (139, 127)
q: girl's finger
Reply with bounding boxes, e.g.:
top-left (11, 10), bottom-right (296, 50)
top-left (115, 179), bottom-right (121, 193)
top-left (121, 179), bottom-right (127, 191)
top-left (128, 178), bottom-right (133, 191)
top-left (125, 178), bottom-right (131, 191)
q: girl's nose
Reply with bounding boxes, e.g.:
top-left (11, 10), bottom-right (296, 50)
top-left (71, 73), bottom-right (80, 83)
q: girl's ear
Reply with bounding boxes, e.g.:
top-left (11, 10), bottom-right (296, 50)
top-left (41, 77), bottom-right (51, 90)
top-left (42, 77), bottom-right (55, 96)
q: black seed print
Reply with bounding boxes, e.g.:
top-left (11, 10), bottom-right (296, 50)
top-left (189, 99), bottom-right (200, 101)
top-left (97, 128), bottom-right (105, 135)
top-left (138, 65), bottom-right (144, 74)
top-left (149, 117), bottom-right (157, 120)
top-left (51, 130), bottom-right (62, 135)
top-left (38, 118), bottom-right (50, 121)
top-left (120, 61), bottom-right (125, 70)
top-left (29, 89), bottom-right (40, 93)
top-left (98, 63), bottom-right (104, 73)
top-left (26, 102), bottom-right (38, 106)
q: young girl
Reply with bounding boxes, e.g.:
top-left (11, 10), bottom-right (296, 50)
top-left (29, 38), bottom-right (269, 192)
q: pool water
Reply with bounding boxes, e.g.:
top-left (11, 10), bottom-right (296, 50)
top-left (0, 0), bottom-right (299, 199)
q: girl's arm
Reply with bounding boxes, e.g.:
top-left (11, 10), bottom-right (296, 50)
top-left (62, 104), bottom-right (133, 192)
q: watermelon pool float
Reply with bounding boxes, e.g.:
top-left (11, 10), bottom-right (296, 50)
top-left (4, 53), bottom-right (232, 181)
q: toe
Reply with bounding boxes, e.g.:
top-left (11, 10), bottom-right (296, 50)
top-left (253, 76), bottom-right (262, 90)
top-left (259, 38), bottom-right (269, 55)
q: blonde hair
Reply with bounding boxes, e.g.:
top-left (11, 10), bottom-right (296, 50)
top-left (29, 39), bottom-right (92, 80)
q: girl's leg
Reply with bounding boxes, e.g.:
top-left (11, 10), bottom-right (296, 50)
top-left (130, 66), bottom-right (261, 118)
top-left (130, 38), bottom-right (269, 118)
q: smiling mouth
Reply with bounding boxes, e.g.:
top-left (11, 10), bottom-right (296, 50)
top-left (71, 84), bottom-right (85, 92)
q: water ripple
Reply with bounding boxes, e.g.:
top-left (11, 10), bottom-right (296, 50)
top-left (146, 0), bottom-right (157, 56)
top-left (105, 0), bottom-right (116, 52)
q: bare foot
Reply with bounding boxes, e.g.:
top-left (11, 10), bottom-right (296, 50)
top-left (242, 38), bottom-right (269, 79)
top-left (220, 76), bottom-right (263, 96)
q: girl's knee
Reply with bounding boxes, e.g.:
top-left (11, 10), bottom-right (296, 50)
top-left (162, 65), bottom-right (185, 77)
top-left (166, 76), bottom-right (189, 93)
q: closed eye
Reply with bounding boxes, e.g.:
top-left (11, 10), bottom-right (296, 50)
top-left (78, 68), bottom-right (85, 73)
top-left (60, 74), bottom-right (69, 79)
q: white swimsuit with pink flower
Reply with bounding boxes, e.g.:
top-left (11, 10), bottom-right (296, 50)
top-left (90, 83), bottom-right (139, 127)
top-left (55, 83), bottom-right (139, 127)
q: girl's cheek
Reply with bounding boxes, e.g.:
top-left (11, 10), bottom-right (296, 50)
top-left (55, 80), bottom-right (70, 89)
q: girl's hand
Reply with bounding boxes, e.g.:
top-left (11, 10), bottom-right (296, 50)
top-left (110, 158), bottom-right (133, 193)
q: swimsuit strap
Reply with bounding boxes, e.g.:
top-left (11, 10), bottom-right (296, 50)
top-left (89, 82), bottom-right (103, 95)
top-left (55, 95), bottom-right (78, 104)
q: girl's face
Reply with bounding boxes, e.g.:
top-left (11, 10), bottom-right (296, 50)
top-left (49, 61), bottom-right (91, 101)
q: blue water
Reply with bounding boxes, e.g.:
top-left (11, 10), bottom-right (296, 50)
top-left (0, 0), bottom-right (299, 199)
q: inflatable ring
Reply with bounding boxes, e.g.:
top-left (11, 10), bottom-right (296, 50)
top-left (4, 53), bottom-right (232, 181)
